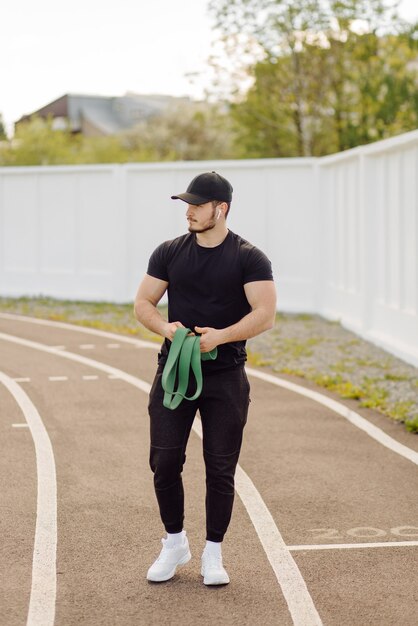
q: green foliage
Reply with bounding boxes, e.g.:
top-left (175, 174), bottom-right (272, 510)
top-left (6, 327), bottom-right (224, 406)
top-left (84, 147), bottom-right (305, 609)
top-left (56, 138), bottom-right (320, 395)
top-left (311, 372), bottom-right (363, 398)
top-left (359, 378), bottom-right (390, 410)
top-left (405, 416), bottom-right (418, 433)
top-left (1, 117), bottom-right (82, 165)
top-left (275, 336), bottom-right (323, 358)
top-left (389, 400), bottom-right (415, 422)
top-left (0, 113), bottom-right (7, 140)
top-left (209, 0), bottom-right (418, 156)
top-left (246, 349), bottom-right (275, 366)
top-left (122, 101), bottom-right (237, 161)
top-left (0, 102), bottom-right (239, 166)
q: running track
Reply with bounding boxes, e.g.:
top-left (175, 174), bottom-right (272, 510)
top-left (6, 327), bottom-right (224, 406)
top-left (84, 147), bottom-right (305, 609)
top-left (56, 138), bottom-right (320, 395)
top-left (1, 313), bottom-right (417, 626)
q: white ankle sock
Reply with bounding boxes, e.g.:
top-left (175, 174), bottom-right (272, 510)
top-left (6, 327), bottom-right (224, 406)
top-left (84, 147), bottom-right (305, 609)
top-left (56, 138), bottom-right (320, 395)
top-left (165, 530), bottom-right (186, 547)
top-left (203, 540), bottom-right (222, 557)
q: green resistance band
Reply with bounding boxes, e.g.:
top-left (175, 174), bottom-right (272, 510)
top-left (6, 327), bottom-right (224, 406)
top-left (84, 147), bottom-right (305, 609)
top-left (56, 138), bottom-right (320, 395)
top-left (161, 327), bottom-right (217, 410)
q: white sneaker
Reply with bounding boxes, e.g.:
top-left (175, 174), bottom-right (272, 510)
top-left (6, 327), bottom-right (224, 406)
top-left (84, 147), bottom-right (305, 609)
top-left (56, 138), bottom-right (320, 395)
top-left (201, 552), bottom-right (230, 585)
top-left (147, 535), bottom-right (191, 582)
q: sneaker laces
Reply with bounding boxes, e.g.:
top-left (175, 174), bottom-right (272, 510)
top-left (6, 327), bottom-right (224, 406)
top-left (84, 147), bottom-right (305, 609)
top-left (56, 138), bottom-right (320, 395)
top-left (202, 553), bottom-right (224, 570)
top-left (156, 538), bottom-right (171, 562)
top-left (156, 537), bottom-right (184, 562)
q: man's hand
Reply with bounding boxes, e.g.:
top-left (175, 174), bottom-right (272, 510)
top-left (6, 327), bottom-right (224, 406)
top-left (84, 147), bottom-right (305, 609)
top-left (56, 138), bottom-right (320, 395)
top-left (194, 326), bottom-right (223, 353)
top-left (164, 321), bottom-right (195, 341)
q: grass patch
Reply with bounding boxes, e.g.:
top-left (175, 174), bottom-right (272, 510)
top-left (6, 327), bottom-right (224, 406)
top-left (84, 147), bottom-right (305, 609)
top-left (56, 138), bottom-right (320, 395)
top-left (246, 350), bottom-right (275, 367)
top-left (311, 374), bottom-right (363, 399)
top-left (405, 417), bottom-right (418, 434)
top-left (329, 360), bottom-right (356, 374)
top-left (388, 400), bottom-right (415, 423)
top-left (274, 336), bottom-right (323, 359)
top-left (340, 339), bottom-right (362, 349)
top-left (0, 296), bottom-right (163, 343)
top-left (384, 373), bottom-right (411, 382)
top-left (294, 313), bottom-right (315, 322)
top-left (358, 384), bottom-right (389, 411)
top-left (276, 367), bottom-right (308, 378)
top-left (354, 357), bottom-right (387, 368)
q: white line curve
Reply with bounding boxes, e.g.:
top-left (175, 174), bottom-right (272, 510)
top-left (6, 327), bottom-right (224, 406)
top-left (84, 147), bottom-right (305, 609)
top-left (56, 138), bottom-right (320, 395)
top-left (245, 368), bottom-right (418, 467)
top-left (0, 329), bottom-right (323, 626)
top-left (0, 371), bottom-right (57, 626)
top-left (0, 313), bottom-right (156, 349)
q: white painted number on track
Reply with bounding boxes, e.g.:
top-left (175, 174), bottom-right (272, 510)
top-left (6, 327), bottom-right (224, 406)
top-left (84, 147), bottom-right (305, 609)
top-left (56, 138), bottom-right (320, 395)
top-left (288, 541), bottom-right (418, 551)
top-left (308, 526), bottom-right (418, 539)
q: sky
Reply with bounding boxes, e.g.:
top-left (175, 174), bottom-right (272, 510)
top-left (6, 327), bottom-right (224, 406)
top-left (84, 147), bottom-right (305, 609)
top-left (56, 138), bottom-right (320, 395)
top-left (1, 0), bottom-right (417, 134)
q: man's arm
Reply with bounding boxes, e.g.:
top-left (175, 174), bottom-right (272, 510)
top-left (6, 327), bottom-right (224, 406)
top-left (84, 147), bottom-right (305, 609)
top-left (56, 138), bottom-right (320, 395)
top-left (195, 280), bottom-right (277, 353)
top-left (133, 274), bottom-right (186, 341)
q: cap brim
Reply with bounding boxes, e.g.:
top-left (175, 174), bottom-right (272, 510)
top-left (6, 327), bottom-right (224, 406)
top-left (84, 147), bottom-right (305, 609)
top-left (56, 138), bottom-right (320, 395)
top-left (171, 192), bottom-right (211, 205)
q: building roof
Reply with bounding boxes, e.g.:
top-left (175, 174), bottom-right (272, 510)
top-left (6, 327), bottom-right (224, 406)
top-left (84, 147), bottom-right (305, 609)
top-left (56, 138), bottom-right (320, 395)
top-left (16, 92), bottom-right (191, 134)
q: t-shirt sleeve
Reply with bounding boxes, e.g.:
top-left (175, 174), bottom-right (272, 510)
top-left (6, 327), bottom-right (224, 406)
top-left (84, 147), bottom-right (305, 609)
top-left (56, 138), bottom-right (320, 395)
top-left (146, 242), bottom-right (169, 282)
top-left (242, 246), bottom-right (274, 284)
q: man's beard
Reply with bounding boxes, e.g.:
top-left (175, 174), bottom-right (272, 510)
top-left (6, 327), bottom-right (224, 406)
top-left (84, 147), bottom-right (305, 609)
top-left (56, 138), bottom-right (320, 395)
top-left (188, 209), bottom-right (217, 233)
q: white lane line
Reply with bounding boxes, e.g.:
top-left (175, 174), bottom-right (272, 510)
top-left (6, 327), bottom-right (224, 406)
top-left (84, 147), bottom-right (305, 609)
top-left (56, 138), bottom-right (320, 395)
top-left (48, 376), bottom-right (68, 382)
top-left (79, 344), bottom-right (95, 349)
top-left (236, 466), bottom-right (321, 625)
top-left (50, 346), bottom-right (66, 351)
top-left (1, 313), bottom-right (416, 467)
top-left (0, 313), bottom-right (155, 349)
top-left (193, 417), bottom-right (323, 625)
top-left (0, 371), bottom-right (57, 626)
top-left (245, 367), bottom-right (418, 467)
top-left (288, 541), bottom-right (418, 551)
top-left (12, 423), bottom-right (30, 428)
top-left (82, 375), bottom-right (99, 380)
top-left (106, 343), bottom-right (120, 349)
top-left (14, 377), bottom-right (31, 382)
top-left (0, 332), bottom-right (151, 395)
top-left (0, 331), bottom-right (323, 626)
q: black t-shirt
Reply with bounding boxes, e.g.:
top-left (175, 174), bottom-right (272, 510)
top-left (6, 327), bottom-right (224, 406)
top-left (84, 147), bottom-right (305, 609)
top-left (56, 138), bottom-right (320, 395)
top-left (146, 230), bottom-right (274, 372)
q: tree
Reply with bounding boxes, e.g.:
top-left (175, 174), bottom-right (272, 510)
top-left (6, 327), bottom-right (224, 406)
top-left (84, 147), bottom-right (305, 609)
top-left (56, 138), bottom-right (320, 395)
top-left (122, 101), bottom-right (238, 161)
top-left (0, 103), bottom-right (240, 166)
top-left (0, 113), bottom-right (7, 140)
top-left (0, 116), bottom-right (80, 165)
top-left (208, 0), bottom-right (418, 156)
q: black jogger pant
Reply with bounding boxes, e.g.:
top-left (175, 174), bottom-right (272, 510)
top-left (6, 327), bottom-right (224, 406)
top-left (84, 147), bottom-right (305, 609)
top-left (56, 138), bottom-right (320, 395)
top-left (148, 364), bottom-right (251, 542)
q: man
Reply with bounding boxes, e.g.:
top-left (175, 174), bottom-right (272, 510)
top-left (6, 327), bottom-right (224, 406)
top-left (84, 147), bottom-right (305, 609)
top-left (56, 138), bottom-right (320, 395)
top-left (134, 171), bottom-right (276, 585)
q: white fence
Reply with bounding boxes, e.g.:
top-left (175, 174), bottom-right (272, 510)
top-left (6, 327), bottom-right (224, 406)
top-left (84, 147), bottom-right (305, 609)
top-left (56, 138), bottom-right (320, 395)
top-left (0, 130), bottom-right (417, 366)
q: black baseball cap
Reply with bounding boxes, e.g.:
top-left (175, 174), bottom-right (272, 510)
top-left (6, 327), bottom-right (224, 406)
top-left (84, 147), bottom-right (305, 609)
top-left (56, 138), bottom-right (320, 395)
top-left (171, 171), bottom-right (233, 205)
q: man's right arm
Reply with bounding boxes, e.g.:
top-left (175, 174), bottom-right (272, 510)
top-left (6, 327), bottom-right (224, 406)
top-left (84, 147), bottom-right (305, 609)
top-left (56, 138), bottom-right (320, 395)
top-left (133, 274), bottom-right (185, 341)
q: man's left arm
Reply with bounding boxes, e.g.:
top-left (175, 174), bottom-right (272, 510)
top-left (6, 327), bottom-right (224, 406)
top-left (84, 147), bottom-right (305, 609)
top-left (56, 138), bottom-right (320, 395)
top-left (195, 280), bottom-right (277, 353)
